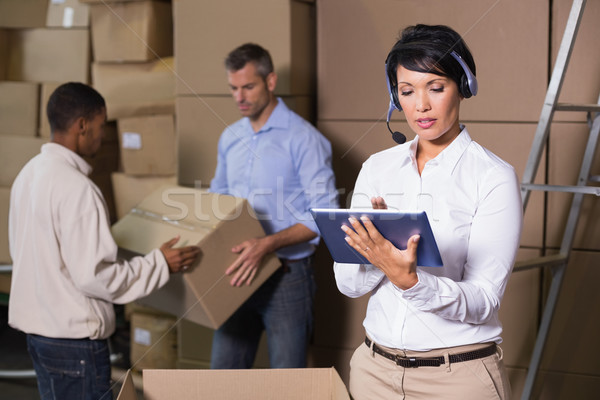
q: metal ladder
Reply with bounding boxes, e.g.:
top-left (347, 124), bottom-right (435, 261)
top-left (514, 0), bottom-right (600, 398)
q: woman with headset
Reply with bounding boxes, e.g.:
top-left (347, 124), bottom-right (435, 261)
top-left (334, 24), bottom-right (522, 399)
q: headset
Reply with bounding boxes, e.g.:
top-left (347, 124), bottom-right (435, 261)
top-left (384, 50), bottom-right (478, 144)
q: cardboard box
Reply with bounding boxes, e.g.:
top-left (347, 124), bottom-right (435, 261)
top-left (130, 311), bottom-right (177, 371)
top-left (176, 95), bottom-right (314, 187)
top-left (117, 114), bottom-right (176, 176)
top-left (0, 136), bottom-right (46, 187)
top-left (316, 0), bottom-right (548, 122)
top-left (176, 319), bottom-right (213, 363)
top-left (39, 82), bottom-right (62, 139)
top-left (0, 273), bottom-right (10, 293)
top-left (0, 29), bottom-right (8, 80)
top-left (111, 185), bottom-right (281, 329)
top-left (6, 28), bottom-right (90, 83)
top-left (0, 0), bottom-right (48, 28)
top-left (91, 58), bottom-right (175, 120)
top-left (90, 1), bottom-right (172, 62)
top-left (46, 0), bottom-right (90, 28)
top-left (546, 122), bottom-right (600, 250)
top-left (111, 173), bottom-right (177, 219)
top-left (81, 0), bottom-right (158, 3)
top-left (174, 0), bottom-right (315, 96)
top-left (117, 367), bottom-right (350, 400)
top-left (0, 187), bottom-right (11, 264)
top-left (0, 81), bottom-right (40, 137)
top-left (542, 250), bottom-right (600, 376)
top-left (498, 248), bottom-right (541, 368)
top-left (552, 0), bottom-right (600, 122)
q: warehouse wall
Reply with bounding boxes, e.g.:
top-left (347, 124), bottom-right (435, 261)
top-left (0, 0), bottom-right (599, 398)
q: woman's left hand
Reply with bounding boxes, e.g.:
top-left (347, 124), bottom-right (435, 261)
top-left (342, 216), bottom-right (420, 290)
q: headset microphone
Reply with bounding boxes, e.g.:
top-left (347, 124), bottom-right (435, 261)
top-left (387, 119), bottom-right (406, 144)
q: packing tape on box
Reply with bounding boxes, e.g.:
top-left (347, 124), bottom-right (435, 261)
top-left (130, 208), bottom-right (214, 233)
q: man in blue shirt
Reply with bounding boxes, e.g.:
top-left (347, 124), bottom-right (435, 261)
top-left (209, 43), bottom-right (338, 368)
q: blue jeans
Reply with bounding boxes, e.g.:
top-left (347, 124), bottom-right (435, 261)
top-left (210, 255), bottom-right (316, 369)
top-left (26, 334), bottom-right (113, 400)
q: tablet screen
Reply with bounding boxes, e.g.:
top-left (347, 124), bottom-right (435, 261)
top-left (310, 208), bottom-right (443, 267)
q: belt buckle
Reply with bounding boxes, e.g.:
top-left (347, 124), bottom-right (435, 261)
top-left (395, 355), bottom-right (419, 368)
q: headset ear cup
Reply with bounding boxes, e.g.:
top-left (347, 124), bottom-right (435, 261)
top-left (460, 75), bottom-right (472, 98)
top-left (391, 85), bottom-right (402, 110)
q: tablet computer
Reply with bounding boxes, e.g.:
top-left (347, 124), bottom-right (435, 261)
top-left (310, 208), bottom-right (443, 267)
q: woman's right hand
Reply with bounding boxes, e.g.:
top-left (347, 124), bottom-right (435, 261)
top-left (371, 196), bottom-right (388, 210)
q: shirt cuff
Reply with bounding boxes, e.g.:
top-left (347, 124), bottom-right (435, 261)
top-left (398, 270), bottom-right (434, 308)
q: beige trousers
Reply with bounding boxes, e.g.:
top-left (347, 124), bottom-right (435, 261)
top-left (349, 340), bottom-right (511, 400)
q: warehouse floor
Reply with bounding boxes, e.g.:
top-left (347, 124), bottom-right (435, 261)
top-left (0, 305), bottom-right (134, 399)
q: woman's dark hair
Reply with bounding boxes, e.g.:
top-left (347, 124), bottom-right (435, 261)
top-left (386, 24), bottom-right (476, 97)
top-left (224, 43), bottom-right (274, 80)
top-left (47, 82), bottom-right (105, 134)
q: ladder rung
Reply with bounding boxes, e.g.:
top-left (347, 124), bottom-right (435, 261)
top-left (589, 175), bottom-right (600, 183)
top-left (555, 103), bottom-right (600, 112)
top-left (513, 254), bottom-right (568, 272)
top-left (521, 183), bottom-right (600, 195)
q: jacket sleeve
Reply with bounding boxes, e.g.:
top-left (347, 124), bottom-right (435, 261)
top-left (60, 185), bottom-right (170, 304)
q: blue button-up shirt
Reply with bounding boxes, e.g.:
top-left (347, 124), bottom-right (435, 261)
top-left (210, 98), bottom-right (338, 259)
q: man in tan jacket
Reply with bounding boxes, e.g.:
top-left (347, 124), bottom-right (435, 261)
top-left (8, 82), bottom-right (200, 400)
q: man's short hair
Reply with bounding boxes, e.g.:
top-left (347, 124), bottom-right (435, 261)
top-left (225, 43), bottom-right (274, 80)
top-left (47, 82), bottom-right (105, 134)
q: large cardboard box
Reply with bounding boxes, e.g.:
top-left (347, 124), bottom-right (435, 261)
top-left (117, 114), bottom-right (176, 176)
top-left (39, 82), bottom-right (62, 139)
top-left (111, 185), bottom-right (281, 329)
top-left (0, 136), bottom-right (46, 187)
top-left (542, 250), bottom-right (600, 377)
top-left (552, 0), bottom-right (600, 122)
top-left (0, 81), bottom-right (40, 137)
top-left (91, 58), bottom-right (175, 120)
top-left (130, 311), bottom-right (177, 371)
top-left (0, 187), bottom-right (11, 264)
top-left (111, 173), bottom-right (177, 219)
top-left (0, 0), bottom-right (48, 28)
top-left (6, 28), bottom-right (90, 83)
top-left (90, 1), bottom-right (172, 62)
top-left (176, 95), bottom-right (314, 187)
top-left (46, 0), bottom-right (90, 28)
top-left (498, 248), bottom-right (541, 368)
top-left (117, 368), bottom-right (350, 400)
top-left (174, 0), bottom-right (315, 96)
top-left (0, 29), bottom-right (8, 80)
top-left (316, 0), bottom-right (548, 122)
top-left (545, 122), bottom-right (600, 250)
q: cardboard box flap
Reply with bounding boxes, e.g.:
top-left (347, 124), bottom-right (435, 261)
top-left (116, 370), bottom-right (138, 400)
top-left (140, 368), bottom-right (350, 399)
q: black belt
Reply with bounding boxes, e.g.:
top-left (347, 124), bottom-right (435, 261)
top-left (365, 337), bottom-right (497, 368)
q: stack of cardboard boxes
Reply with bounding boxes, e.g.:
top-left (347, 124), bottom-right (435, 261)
top-left (83, 0), bottom-right (178, 222)
top-left (82, 0), bottom-right (180, 370)
top-left (173, 0), bottom-right (316, 188)
top-left (0, 0), bottom-right (90, 288)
